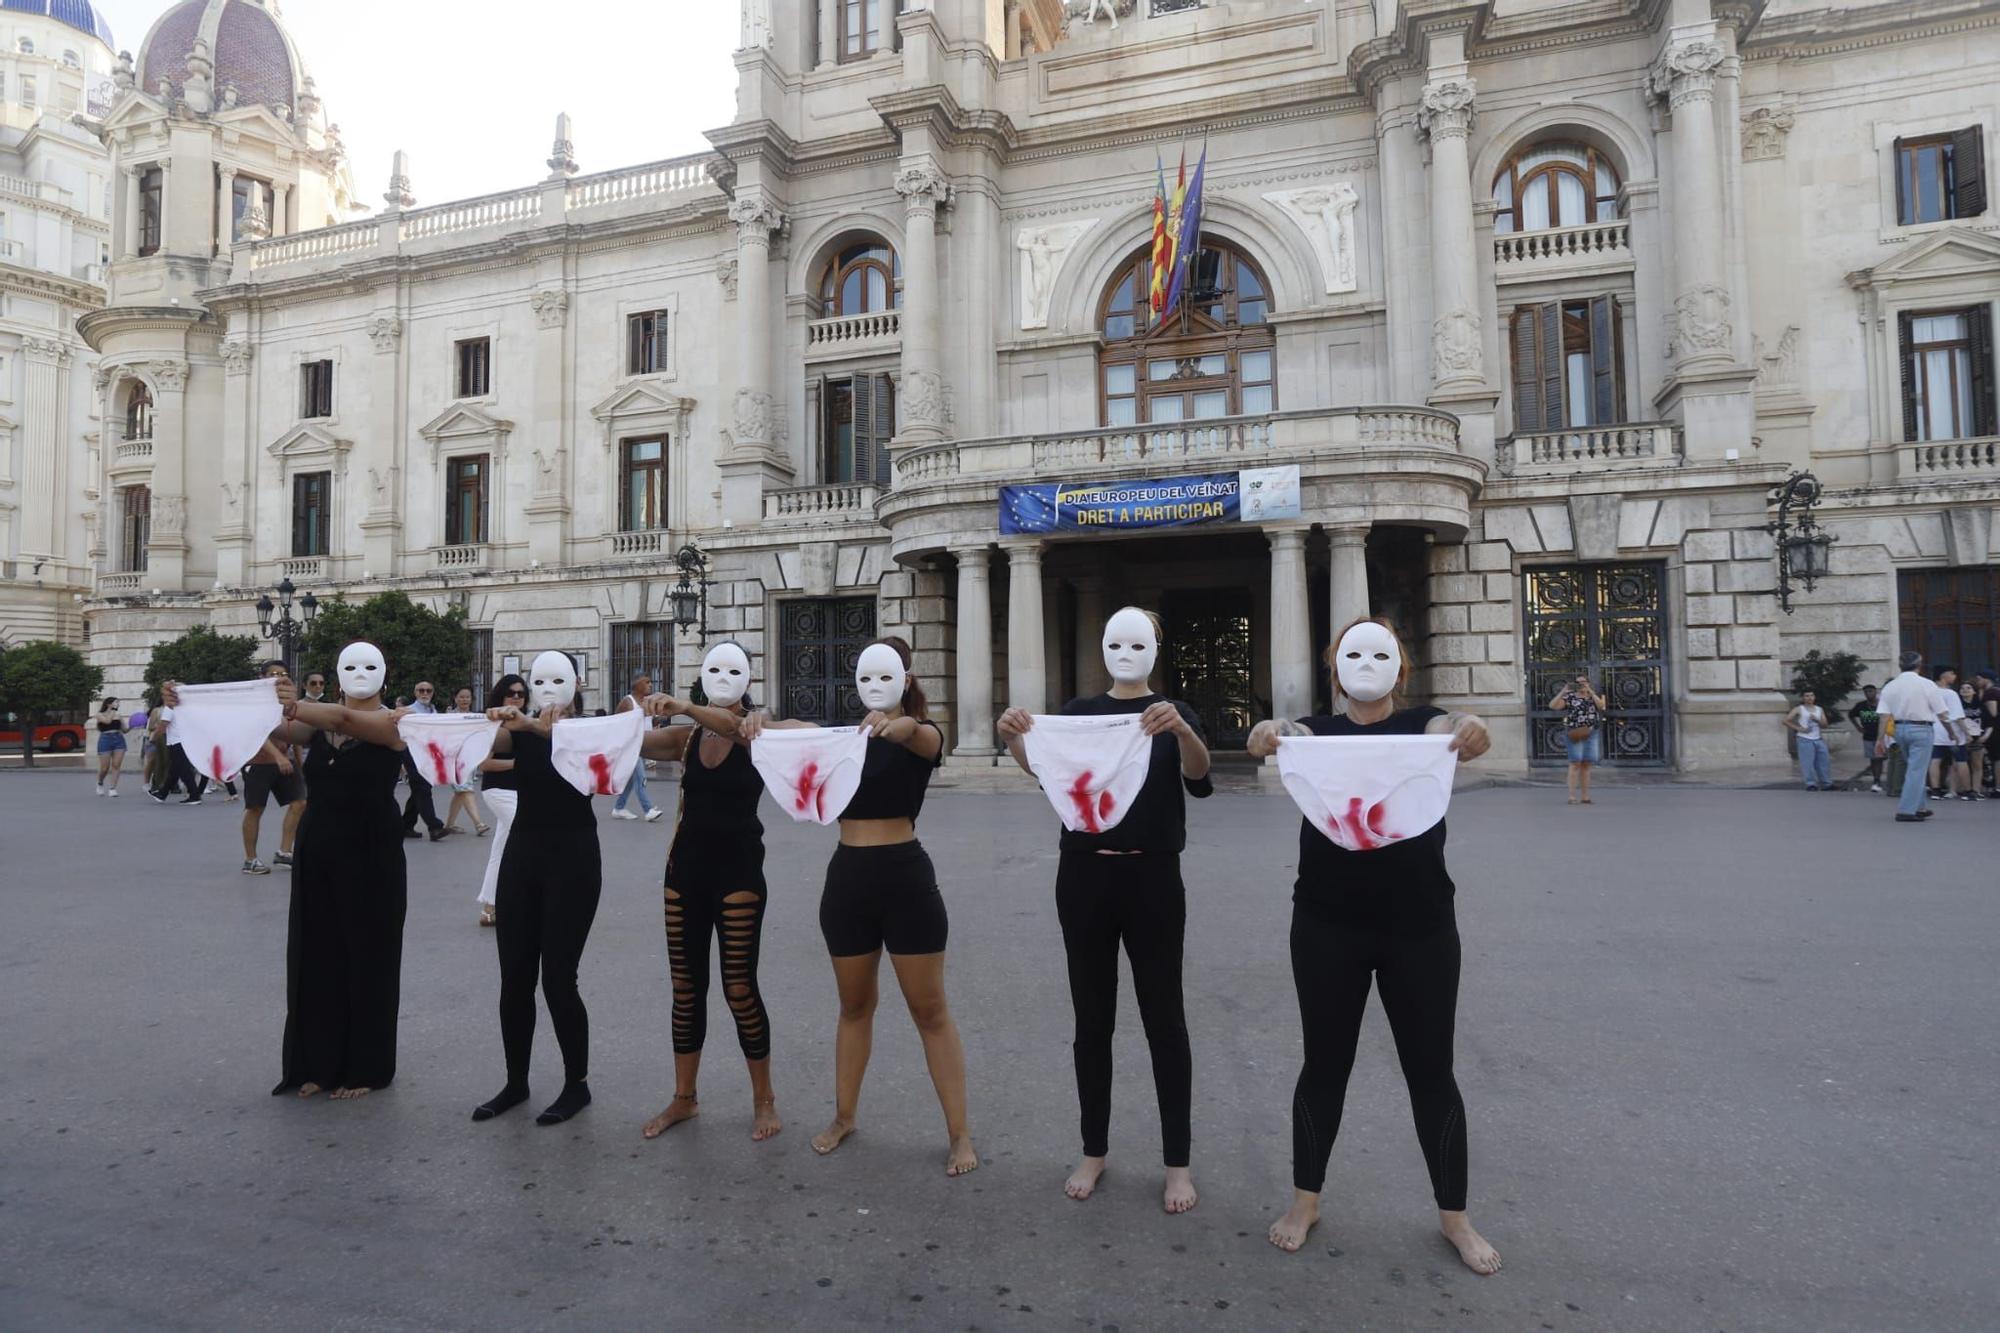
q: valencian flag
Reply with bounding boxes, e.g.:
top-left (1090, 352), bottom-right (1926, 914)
top-left (1148, 149), bottom-right (1179, 319)
top-left (1163, 142), bottom-right (1208, 318)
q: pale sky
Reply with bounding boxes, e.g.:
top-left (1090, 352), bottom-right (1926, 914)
top-left (91, 0), bottom-right (740, 210)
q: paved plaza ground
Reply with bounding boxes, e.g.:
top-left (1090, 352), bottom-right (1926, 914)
top-left (0, 768), bottom-right (1993, 1331)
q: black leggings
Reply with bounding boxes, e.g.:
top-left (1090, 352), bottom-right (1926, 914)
top-left (494, 830), bottom-right (602, 1086)
top-left (665, 874), bottom-right (770, 1060)
top-left (1290, 905), bottom-right (1468, 1209)
top-left (1056, 850), bottom-right (1193, 1168)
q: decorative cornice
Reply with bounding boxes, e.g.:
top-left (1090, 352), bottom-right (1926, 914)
top-left (20, 335), bottom-right (72, 364)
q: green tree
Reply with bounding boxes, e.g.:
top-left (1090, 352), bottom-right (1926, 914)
top-left (0, 640), bottom-right (104, 766)
top-left (1790, 649), bottom-right (1868, 723)
top-left (143, 625), bottom-right (261, 707)
top-left (301, 591), bottom-right (473, 701)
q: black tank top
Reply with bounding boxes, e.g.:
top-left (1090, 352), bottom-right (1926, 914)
top-left (676, 726), bottom-right (764, 840)
top-left (508, 728), bottom-right (595, 832)
top-left (100, 717), bottom-right (125, 733)
top-left (839, 720), bottom-right (944, 821)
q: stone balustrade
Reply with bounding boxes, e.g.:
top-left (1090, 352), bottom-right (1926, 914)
top-left (246, 220), bottom-right (382, 271)
top-left (1899, 436), bottom-right (2000, 481)
top-left (806, 310), bottom-right (901, 357)
top-left (566, 158), bottom-right (710, 210)
top-left (764, 482), bottom-right (881, 522)
top-left (1497, 423), bottom-right (1680, 475)
top-left (1493, 220), bottom-right (1631, 265)
top-left (608, 529), bottom-right (668, 558)
top-left (98, 572), bottom-right (143, 593)
top-left (113, 437), bottom-right (153, 463)
top-left (433, 544), bottom-right (487, 570)
top-left (402, 187), bottom-right (543, 241)
top-left (279, 557), bottom-right (323, 580)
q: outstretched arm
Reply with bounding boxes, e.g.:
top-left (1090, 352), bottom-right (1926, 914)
top-left (736, 712), bottom-right (818, 743)
top-left (867, 713), bottom-right (944, 761)
top-left (640, 725), bottom-right (693, 762)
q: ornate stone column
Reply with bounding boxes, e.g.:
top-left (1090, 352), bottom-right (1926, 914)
top-left (1006, 540), bottom-right (1046, 714)
top-left (720, 190), bottom-right (793, 523)
top-left (1327, 524), bottom-right (1372, 656)
top-left (1650, 38), bottom-right (1732, 374)
top-left (952, 544), bottom-right (995, 759)
top-left (216, 167), bottom-right (236, 257)
top-left (271, 182), bottom-right (289, 238)
top-left (525, 286), bottom-right (572, 566)
top-left (145, 359), bottom-right (191, 588)
top-left (18, 337), bottom-right (70, 561)
top-left (1267, 525), bottom-right (1312, 722)
top-left (1072, 574), bottom-right (1109, 698)
top-left (1417, 76), bottom-right (1483, 398)
top-left (120, 165), bottom-right (141, 259)
top-left (894, 160), bottom-right (953, 446)
top-left (360, 314), bottom-right (404, 576)
top-left (216, 338), bottom-right (254, 585)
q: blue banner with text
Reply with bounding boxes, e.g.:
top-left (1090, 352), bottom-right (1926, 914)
top-left (999, 472), bottom-right (1241, 534)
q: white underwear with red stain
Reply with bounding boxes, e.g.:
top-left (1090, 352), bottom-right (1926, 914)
top-left (1277, 735), bottom-right (1458, 852)
top-left (750, 727), bottom-right (869, 825)
top-left (1021, 712), bottom-right (1153, 834)
top-left (165, 679), bottom-right (284, 784)
top-left (396, 713), bottom-right (501, 786)
top-left (549, 710), bottom-right (647, 797)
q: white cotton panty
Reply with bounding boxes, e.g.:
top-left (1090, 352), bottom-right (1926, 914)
top-left (166, 679), bottom-right (285, 784)
top-left (750, 727), bottom-right (870, 825)
top-left (550, 710), bottom-right (647, 797)
top-left (1277, 735), bottom-right (1458, 852)
top-left (1021, 712), bottom-right (1155, 834)
top-left (397, 713), bottom-right (501, 787)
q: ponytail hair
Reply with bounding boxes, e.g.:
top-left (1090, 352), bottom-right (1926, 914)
top-left (871, 634), bottom-right (929, 720)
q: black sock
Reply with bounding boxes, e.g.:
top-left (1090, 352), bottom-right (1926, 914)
top-left (472, 1083), bottom-right (529, 1122)
top-left (536, 1080), bottom-right (591, 1126)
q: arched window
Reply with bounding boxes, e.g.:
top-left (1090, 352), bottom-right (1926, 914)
top-left (124, 383), bottom-right (153, 442)
top-left (17, 38), bottom-right (33, 56)
top-left (1492, 142), bottom-right (1623, 234)
top-left (818, 240), bottom-right (900, 318)
top-left (1098, 241), bottom-right (1276, 426)
top-left (62, 50), bottom-right (81, 69)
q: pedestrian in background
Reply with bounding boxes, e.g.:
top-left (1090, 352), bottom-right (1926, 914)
top-left (1847, 684), bottom-right (1884, 792)
top-left (442, 686), bottom-right (491, 836)
top-left (1976, 668), bottom-right (2000, 795)
top-left (611, 673), bottom-right (663, 823)
top-left (1927, 667), bottom-right (1973, 800)
top-left (1551, 673), bottom-right (1605, 805)
top-left (1784, 690), bottom-right (1832, 791)
top-left (1878, 652), bottom-right (1948, 823)
top-left (398, 681), bottom-right (447, 841)
top-left (238, 660), bottom-right (308, 875)
top-left (93, 697), bottom-right (129, 797)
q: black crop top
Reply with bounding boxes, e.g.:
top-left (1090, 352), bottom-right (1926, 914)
top-left (1055, 693), bottom-right (1212, 855)
top-left (677, 725), bottom-right (765, 839)
top-left (838, 720), bottom-right (944, 821)
top-left (508, 728), bottom-right (595, 832)
top-left (1291, 706), bottom-right (1455, 937)
top-left (99, 716), bottom-right (125, 733)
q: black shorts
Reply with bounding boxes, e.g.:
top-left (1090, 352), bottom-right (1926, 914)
top-left (819, 841), bottom-right (947, 957)
top-left (243, 763), bottom-right (305, 810)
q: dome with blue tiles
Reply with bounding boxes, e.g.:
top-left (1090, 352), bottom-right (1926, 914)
top-left (0, 0), bottom-right (114, 47)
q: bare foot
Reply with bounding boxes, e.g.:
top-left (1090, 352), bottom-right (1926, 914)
top-left (641, 1094), bottom-right (698, 1140)
top-left (297, 1082), bottom-right (322, 1099)
top-left (811, 1118), bottom-right (857, 1155)
top-left (945, 1135), bottom-right (979, 1177)
top-left (1163, 1165), bottom-right (1198, 1214)
top-left (751, 1099), bottom-right (782, 1142)
top-left (329, 1086), bottom-right (371, 1102)
top-left (1440, 1211), bottom-right (1502, 1275)
top-left (1065, 1156), bottom-right (1107, 1200)
top-left (1268, 1192), bottom-right (1320, 1253)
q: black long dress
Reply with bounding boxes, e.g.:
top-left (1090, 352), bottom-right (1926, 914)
top-left (272, 729), bottom-right (408, 1094)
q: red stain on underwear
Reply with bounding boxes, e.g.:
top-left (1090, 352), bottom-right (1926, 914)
top-left (1329, 796), bottom-right (1395, 851)
top-left (427, 740), bottom-right (450, 785)
top-left (794, 761), bottom-right (819, 816)
top-left (588, 752), bottom-right (614, 795)
top-left (1068, 771), bottom-right (1102, 833)
top-left (210, 745), bottom-right (224, 781)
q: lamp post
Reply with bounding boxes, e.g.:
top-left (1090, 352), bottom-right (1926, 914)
top-left (669, 543), bottom-right (710, 644)
top-left (1764, 471), bottom-right (1836, 616)
top-left (255, 576), bottom-right (319, 674)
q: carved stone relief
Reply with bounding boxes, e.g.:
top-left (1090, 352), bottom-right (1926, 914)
top-left (1667, 285), bottom-right (1733, 361)
top-left (1741, 105), bottom-right (1796, 162)
top-left (1264, 183), bottom-right (1360, 296)
top-left (1431, 308), bottom-right (1482, 383)
top-left (366, 316), bottom-right (402, 354)
top-left (1014, 219), bottom-right (1096, 331)
top-left (530, 288), bottom-right (570, 330)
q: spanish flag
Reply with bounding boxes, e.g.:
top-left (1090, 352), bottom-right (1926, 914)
top-left (1151, 147), bottom-right (1186, 319)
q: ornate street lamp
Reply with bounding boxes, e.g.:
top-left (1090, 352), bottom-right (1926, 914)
top-left (256, 576), bottom-right (319, 673)
top-left (1764, 471), bottom-right (1836, 616)
top-left (669, 543), bottom-right (710, 642)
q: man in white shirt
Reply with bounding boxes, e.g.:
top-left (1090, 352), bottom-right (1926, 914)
top-left (1876, 652), bottom-right (1951, 822)
top-left (1928, 667), bottom-right (1975, 800)
top-left (1783, 689), bottom-right (1832, 791)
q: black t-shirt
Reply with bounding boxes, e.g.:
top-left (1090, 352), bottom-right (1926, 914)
top-left (1292, 706), bottom-right (1455, 936)
top-left (839, 720), bottom-right (945, 821)
top-left (1054, 693), bottom-right (1213, 855)
top-left (507, 728), bottom-right (595, 831)
top-left (1852, 699), bottom-right (1881, 743)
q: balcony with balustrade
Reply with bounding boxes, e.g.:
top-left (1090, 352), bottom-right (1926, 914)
top-left (1897, 436), bottom-right (2000, 483)
top-left (1495, 423), bottom-right (1682, 476)
top-left (1492, 220), bottom-right (1633, 284)
top-left (764, 482), bottom-right (883, 528)
top-left (805, 310), bottom-right (901, 362)
top-left (432, 544), bottom-right (492, 572)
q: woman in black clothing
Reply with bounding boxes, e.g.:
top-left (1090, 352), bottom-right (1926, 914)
top-left (1246, 616), bottom-right (1501, 1274)
top-left (637, 641), bottom-right (783, 1144)
top-left (998, 606), bottom-right (1211, 1213)
top-left (740, 635), bottom-right (977, 1176)
top-left (473, 651), bottom-right (599, 1127)
top-left (473, 675), bottom-right (526, 928)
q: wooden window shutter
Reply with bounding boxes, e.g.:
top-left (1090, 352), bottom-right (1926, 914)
top-left (1968, 303), bottom-right (1997, 437)
top-left (869, 373), bottom-right (896, 485)
top-left (1898, 312), bottom-right (1919, 442)
top-left (1951, 126), bottom-right (1986, 218)
top-left (290, 475), bottom-right (306, 556)
top-left (1589, 296), bottom-right (1621, 426)
top-left (849, 374), bottom-right (872, 484)
top-left (1537, 302), bottom-right (1565, 430)
top-left (1510, 309), bottom-right (1542, 433)
top-left (808, 376), bottom-right (824, 484)
top-left (1893, 136), bottom-right (1911, 224)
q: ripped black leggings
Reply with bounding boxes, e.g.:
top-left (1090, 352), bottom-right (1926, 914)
top-left (1289, 904), bottom-right (1469, 1210)
top-left (666, 879), bottom-right (770, 1061)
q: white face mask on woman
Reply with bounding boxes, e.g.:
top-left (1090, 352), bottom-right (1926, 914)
top-left (854, 643), bottom-right (907, 713)
top-left (701, 642), bottom-right (752, 708)
top-left (336, 642), bottom-right (386, 700)
top-left (1334, 622), bottom-right (1401, 703)
top-left (528, 651), bottom-right (577, 714)
top-left (1101, 608), bottom-right (1158, 686)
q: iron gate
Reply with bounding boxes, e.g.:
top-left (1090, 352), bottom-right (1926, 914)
top-left (779, 597), bottom-right (877, 722)
top-left (1163, 589), bottom-right (1257, 748)
top-left (1523, 563), bottom-right (1671, 765)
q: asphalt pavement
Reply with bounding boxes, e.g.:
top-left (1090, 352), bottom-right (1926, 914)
top-left (0, 770), bottom-right (1993, 1331)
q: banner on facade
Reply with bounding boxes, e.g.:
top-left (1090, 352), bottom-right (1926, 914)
top-left (998, 464), bottom-right (1300, 534)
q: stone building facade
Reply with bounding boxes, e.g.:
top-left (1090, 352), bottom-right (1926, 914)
top-left (73, 0), bottom-right (2000, 773)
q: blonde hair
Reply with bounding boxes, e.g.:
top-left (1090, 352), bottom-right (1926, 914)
top-left (1324, 615), bottom-right (1412, 705)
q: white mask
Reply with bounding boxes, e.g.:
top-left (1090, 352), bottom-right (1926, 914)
top-left (854, 643), bottom-right (907, 713)
top-left (529, 651), bottom-right (577, 714)
top-left (701, 643), bottom-right (752, 708)
top-left (1334, 622), bottom-right (1401, 703)
top-left (1102, 608), bottom-right (1158, 686)
top-left (336, 642), bottom-right (386, 700)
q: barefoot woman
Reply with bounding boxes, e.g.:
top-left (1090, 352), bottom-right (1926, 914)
top-left (1247, 617), bottom-right (1501, 1274)
top-left (997, 607), bottom-right (1210, 1213)
top-left (640, 642), bottom-right (783, 1144)
top-left (740, 636), bottom-right (977, 1176)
